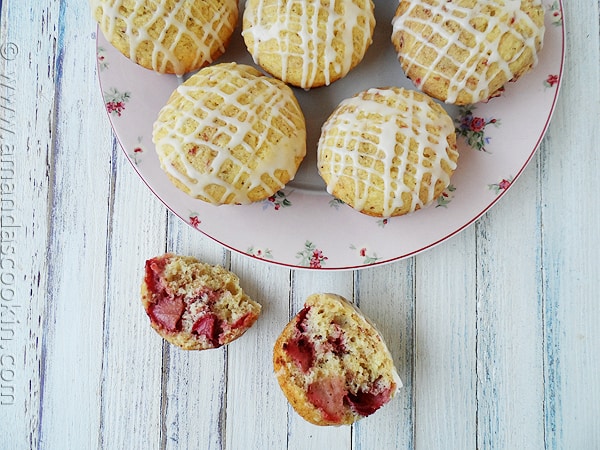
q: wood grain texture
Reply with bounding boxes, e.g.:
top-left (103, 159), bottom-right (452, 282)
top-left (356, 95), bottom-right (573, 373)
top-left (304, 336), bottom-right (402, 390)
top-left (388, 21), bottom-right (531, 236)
top-left (475, 161), bottom-right (545, 449)
top-left (99, 148), bottom-right (166, 450)
top-left (225, 254), bottom-right (292, 449)
top-left (354, 261), bottom-right (415, 450)
top-left (0, 2), bottom-right (60, 448)
top-left (539, 1), bottom-right (600, 448)
top-left (162, 217), bottom-right (229, 450)
top-left (35, 4), bottom-right (109, 448)
top-left (1, 0), bottom-right (599, 449)
top-left (414, 228), bottom-right (478, 449)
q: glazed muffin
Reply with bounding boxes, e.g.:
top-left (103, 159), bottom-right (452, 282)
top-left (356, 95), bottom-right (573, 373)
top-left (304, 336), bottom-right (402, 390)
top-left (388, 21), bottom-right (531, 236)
top-left (141, 253), bottom-right (261, 350)
top-left (90, 0), bottom-right (239, 75)
top-left (273, 293), bottom-right (401, 426)
top-left (317, 87), bottom-right (458, 218)
top-left (391, 0), bottom-right (545, 105)
top-left (242, 0), bottom-right (375, 89)
top-left (152, 63), bottom-right (307, 205)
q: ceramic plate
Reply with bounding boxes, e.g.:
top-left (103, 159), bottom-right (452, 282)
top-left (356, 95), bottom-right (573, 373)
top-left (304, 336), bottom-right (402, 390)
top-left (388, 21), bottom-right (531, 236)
top-left (96, 0), bottom-right (564, 270)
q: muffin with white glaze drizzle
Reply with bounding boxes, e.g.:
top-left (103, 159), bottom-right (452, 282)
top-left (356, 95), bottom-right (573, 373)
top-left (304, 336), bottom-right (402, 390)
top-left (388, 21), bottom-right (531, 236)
top-left (317, 87), bottom-right (458, 218)
top-left (391, 0), bottom-right (545, 105)
top-left (152, 62), bottom-right (307, 205)
top-left (89, 0), bottom-right (239, 75)
top-left (242, 0), bottom-right (375, 89)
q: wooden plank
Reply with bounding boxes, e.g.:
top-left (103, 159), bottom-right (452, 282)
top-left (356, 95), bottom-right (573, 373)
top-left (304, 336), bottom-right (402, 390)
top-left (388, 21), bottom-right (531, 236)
top-left (0, 2), bottom-right (60, 448)
top-left (225, 254), bottom-right (292, 450)
top-left (162, 218), bottom-right (229, 450)
top-left (539, 1), bottom-right (600, 447)
top-left (98, 151), bottom-right (167, 449)
top-left (353, 260), bottom-right (415, 450)
top-left (475, 160), bottom-right (545, 449)
top-left (32, 4), bottom-right (111, 448)
top-left (413, 228), bottom-right (478, 449)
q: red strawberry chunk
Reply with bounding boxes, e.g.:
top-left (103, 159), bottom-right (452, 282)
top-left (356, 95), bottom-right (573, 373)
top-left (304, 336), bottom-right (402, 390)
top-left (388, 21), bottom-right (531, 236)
top-left (306, 377), bottom-right (347, 423)
top-left (295, 306), bottom-right (311, 332)
top-left (283, 335), bottom-right (315, 373)
top-left (144, 255), bottom-right (169, 299)
top-left (145, 255), bottom-right (187, 332)
top-left (149, 296), bottom-right (185, 332)
top-left (231, 312), bottom-right (256, 331)
top-left (192, 313), bottom-right (223, 347)
top-left (345, 385), bottom-right (393, 417)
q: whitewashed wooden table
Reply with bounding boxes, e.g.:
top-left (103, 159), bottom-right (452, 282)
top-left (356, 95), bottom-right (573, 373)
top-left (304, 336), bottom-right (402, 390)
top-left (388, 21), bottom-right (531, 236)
top-left (1, 1), bottom-right (599, 449)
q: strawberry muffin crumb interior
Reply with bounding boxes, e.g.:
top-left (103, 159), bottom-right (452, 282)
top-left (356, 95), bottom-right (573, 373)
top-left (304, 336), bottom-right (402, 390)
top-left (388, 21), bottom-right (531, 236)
top-left (141, 253), bottom-right (261, 350)
top-left (273, 293), bottom-right (401, 425)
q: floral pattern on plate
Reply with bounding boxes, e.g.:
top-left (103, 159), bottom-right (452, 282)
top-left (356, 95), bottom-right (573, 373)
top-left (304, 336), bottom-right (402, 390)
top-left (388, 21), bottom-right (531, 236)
top-left (349, 245), bottom-right (380, 265)
top-left (248, 246), bottom-right (273, 260)
top-left (548, 0), bottom-right (563, 26)
top-left (544, 74), bottom-right (560, 89)
top-left (455, 107), bottom-right (500, 153)
top-left (104, 87), bottom-right (130, 117)
top-left (95, 0), bottom-right (564, 270)
top-left (188, 213), bottom-right (202, 229)
top-left (436, 185), bottom-right (457, 208)
top-left (296, 241), bottom-right (328, 269)
top-left (489, 177), bottom-right (514, 195)
top-left (129, 136), bottom-right (146, 165)
top-left (262, 190), bottom-right (293, 211)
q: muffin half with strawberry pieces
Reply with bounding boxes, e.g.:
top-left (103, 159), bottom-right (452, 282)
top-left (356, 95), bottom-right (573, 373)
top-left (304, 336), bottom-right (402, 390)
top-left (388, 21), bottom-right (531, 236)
top-left (273, 293), bottom-right (401, 426)
top-left (141, 253), bottom-right (261, 350)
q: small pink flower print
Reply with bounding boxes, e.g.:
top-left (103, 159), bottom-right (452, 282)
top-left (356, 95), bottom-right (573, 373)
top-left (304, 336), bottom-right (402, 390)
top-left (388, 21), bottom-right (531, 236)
top-left (549, 1), bottom-right (563, 26)
top-left (247, 246), bottom-right (273, 259)
top-left (498, 179), bottom-right (511, 190)
top-left (470, 117), bottom-right (486, 132)
top-left (97, 46), bottom-right (109, 71)
top-left (189, 215), bottom-right (201, 229)
top-left (310, 250), bottom-right (326, 268)
top-left (104, 88), bottom-right (131, 117)
top-left (455, 106), bottom-right (500, 152)
top-left (350, 245), bottom-right (380, 265)
top-left (436, 184), bottom-right (456, 208)
top-left (544, 74), bottom-right (560, 88)
top-left (297, 241), bottom-right (328, 268)
top-left (552, 10), bottom-right (562, 23)
top-left (263, 190), bottom-right (292, 211)
top-left (106, 101), bottom-right (125, 116)
top-left (130, 136), bottom-right (146, 165)
top-left (377, 218), bottom-right (389, 228)
top-left (488, 176), bottom-right (514, 195)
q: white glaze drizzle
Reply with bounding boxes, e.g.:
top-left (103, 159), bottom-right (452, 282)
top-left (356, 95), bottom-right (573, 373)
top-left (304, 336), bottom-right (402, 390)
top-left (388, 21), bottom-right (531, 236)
top-left (90, 0), bottom-right (237, 75)
top-left (242, 0), bottom-right (374, 88)
top-left (318, 88), bottom-right (457, 217)
top-left (392, 0), bottom-right (545, 103)
top-left (153, 64), bottom-right (306, 205)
